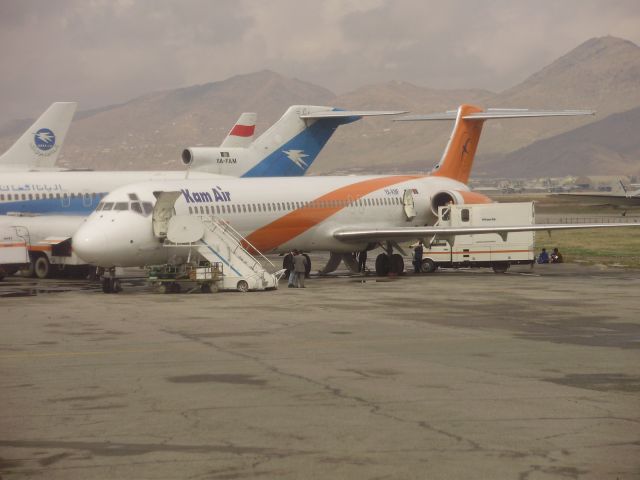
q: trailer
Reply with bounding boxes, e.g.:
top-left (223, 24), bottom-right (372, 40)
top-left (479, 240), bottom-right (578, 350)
top-left (420, 202), bottom-right (536, 273)
top-left (147, 261), bottom-right (223, 294)
top-left (0, 214), bottom-right (90, 279)
top-left (0, 227), bottom-right (30, 280)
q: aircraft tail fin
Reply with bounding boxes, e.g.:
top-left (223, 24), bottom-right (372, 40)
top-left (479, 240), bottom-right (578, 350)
top-left (0, 102), bottom-right (77, 170)
top-left (220, 112), bottom-right (257, 148)
top-left (397, 106), bottom-right (594, 185)
top-left (242, 106), bottom-right (406, 177)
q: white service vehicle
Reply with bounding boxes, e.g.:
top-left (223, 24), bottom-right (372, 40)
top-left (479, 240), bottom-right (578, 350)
top-left (0, 226), bottom-right (30, 280)
top-left (0, 214), bottom-right (89, 278)
top-left (420, 202), bottom-right (536, 273)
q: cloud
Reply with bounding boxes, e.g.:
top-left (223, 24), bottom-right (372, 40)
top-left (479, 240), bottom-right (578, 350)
top-left (0, 0), bottom-right (639, 124)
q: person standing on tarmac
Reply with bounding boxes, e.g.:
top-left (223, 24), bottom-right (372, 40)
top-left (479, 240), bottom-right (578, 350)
top-left (293, 251), bottom-right (308, 288)
top-left (284, 251), bottom-right (295, 287)
top-left (358, 250), bottom-right (368, 273)
top-left (413, 241), bottom-right (424, 273)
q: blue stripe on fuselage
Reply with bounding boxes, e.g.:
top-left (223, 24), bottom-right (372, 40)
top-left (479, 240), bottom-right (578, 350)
top-left (0, 195), bottom-right (104, 215)
top-left (241, 116), bottom-right (360, 178)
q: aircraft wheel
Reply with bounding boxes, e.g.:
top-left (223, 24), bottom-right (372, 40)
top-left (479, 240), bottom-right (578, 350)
top-left (492, 262), bottom-right (510, 274)
top-left (421, 258), bottom-right (437, 273)
top-left (171, 282), bottom-right (182, 294)
top-left (200, 284), bottom-right (211, 293)
top-left (111, 279), bottom-right (122, 293)
top-left (102, 277), bottom-right (113, 293)
top-left (237, 280), bottom-right (249, 293)
top-left (375, 253), bottom-right (390, 276)
top-left (157, 283), bottom-right (169, 294)
top-left (390, 254), bottom-right (404, 274)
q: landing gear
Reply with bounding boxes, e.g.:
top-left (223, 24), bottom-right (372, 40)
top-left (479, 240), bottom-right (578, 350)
top-left (375, 253), bottom-right (390, 276)
top-left (101, 277), bottom-right (122, 294)
top-left (101, 268), bottom-right (122, 294)
top-left (390, 253), bottom-right (404, 274)
top-left (375, 242), bottom-right (405, 276)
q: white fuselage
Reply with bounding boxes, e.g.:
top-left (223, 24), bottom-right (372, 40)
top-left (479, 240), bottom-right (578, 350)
top-left (73, 175), bottom-right (469, 267)
top-left (0, 170), bottom-right (230, 215)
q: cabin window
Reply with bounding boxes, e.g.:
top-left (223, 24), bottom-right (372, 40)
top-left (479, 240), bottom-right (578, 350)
top-left (199, 206), bottom-right (204, 214)
top-left (231, 205), bottom-right (236, 213)
top-left (102, 202), bottom-right (114, 211)
top-left (215, 205), bottom-right (220, 214)
top-left (188, 207), bottom-right (193, 214)
top-left (242, 204), bottom-right (246, 213)
top-left (114, 202), bottom-right (129, 211)
top-left (131, 202), bottom-right (143, 215)
top-left (0, 195), bottom-right (3, 201)
top-left (461, 209), bottom-right (470, 222)
top-left (6, 194), bottom-right (11, 200)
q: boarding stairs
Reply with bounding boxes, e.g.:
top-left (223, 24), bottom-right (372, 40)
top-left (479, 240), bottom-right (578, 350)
top-left (164, 214), bottom-right (282, 291)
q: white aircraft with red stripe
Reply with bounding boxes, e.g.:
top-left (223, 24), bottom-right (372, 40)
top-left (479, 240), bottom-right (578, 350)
top-left (73, 104), bottom-right (640, 277)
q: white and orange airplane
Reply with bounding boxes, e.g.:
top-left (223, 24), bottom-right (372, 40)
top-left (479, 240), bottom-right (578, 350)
top-left (73, 104), bottom-right (640, 284)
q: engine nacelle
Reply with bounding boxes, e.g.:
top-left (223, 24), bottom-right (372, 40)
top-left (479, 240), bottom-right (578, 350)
top-left (430, 190), bottom-right (465, 216)
top-left (430, 189), bottom-right (493, 216)
top-left (181, 147), bottom-right (248, 170)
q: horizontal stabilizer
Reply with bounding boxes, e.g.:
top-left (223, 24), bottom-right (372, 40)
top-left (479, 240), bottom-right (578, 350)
top-left (397, 109), bottom-right (594, 122)
top-left (334, 222), bottom-right (640, 243)
top-left (301, 110), bottom-right (407, 119)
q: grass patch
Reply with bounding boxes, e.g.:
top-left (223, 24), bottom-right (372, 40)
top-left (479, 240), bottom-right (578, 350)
top-left (535, 227), bottom-right (640, 268)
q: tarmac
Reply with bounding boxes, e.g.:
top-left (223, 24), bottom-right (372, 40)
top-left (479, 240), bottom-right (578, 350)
top-left (1, 261), bottom-right (639, 479)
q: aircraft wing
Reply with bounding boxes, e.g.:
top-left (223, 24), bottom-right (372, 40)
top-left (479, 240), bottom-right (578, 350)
top-left (333, 222), bottom-right (640, 243)
top-left (555, 193), bottom-right (640, 206)
top-left (300, 110), bottom-right (407, 119)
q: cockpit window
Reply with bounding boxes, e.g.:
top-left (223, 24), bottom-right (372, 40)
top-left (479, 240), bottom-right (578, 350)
top-left (114, 202), bottom-right (129, 211)
top-left (102, 202), bottom-right (114, 211)
top-left (142, 202), bottom-right (153, 215)
top-left (131, 202), bottom-right (143, 215)
top-left (96, 202), bottom-right (104, 211)
top-left (128, 193), bottom-right (140, 201)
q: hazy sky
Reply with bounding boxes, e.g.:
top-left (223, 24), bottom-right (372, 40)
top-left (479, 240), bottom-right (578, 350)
top-left (1, 0), bottom-right (639, 125)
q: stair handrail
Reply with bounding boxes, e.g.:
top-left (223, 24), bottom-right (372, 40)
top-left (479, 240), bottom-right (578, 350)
top-left (207, 217), bottom-right (277, 270)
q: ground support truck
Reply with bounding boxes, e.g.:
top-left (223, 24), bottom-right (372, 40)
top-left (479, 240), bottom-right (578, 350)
top-left (420, 202), bottom-right (536, 274)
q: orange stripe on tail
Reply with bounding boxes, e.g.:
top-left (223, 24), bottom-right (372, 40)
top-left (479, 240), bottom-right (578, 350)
top-left (432, 104), bottom-right (484, 185)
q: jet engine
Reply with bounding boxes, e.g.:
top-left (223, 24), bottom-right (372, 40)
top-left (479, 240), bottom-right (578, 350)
top-left (181, 147), bottom-right (247, 171)
top-left (430, 189), bottom-right (493, 216)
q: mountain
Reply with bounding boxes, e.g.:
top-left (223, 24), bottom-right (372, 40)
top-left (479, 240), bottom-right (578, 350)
top-left (314, 36), bottom-right (640, 174)
top-left (0, 37), bottom-right (639, 177)
top-left (488, 106), bottom-right (640, 178)
top-left (0, 70), bottom-right (335, 170)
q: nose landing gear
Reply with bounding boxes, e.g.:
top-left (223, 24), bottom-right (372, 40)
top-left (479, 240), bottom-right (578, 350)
top-left (101, 268), bottom-right (122, 294)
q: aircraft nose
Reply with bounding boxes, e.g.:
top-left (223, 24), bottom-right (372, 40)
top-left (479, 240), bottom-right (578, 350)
top-left (73, 228), bottom-right (109, 265)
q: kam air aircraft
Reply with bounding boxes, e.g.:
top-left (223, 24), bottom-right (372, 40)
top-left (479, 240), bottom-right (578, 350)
top-left (0, 102), bottom-right (77, 172)
top-left (0, 106), bottom-right (402, 215)
top-left (73, 104), bottom-right (639, 284)
top-left (0, 105), bottom-right (403, 278)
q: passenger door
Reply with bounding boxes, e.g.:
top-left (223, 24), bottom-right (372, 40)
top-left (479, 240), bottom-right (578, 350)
top-left (403, 189), bottom-right (416, 220)
top-left (152, 191), bottom-right (181, 239)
